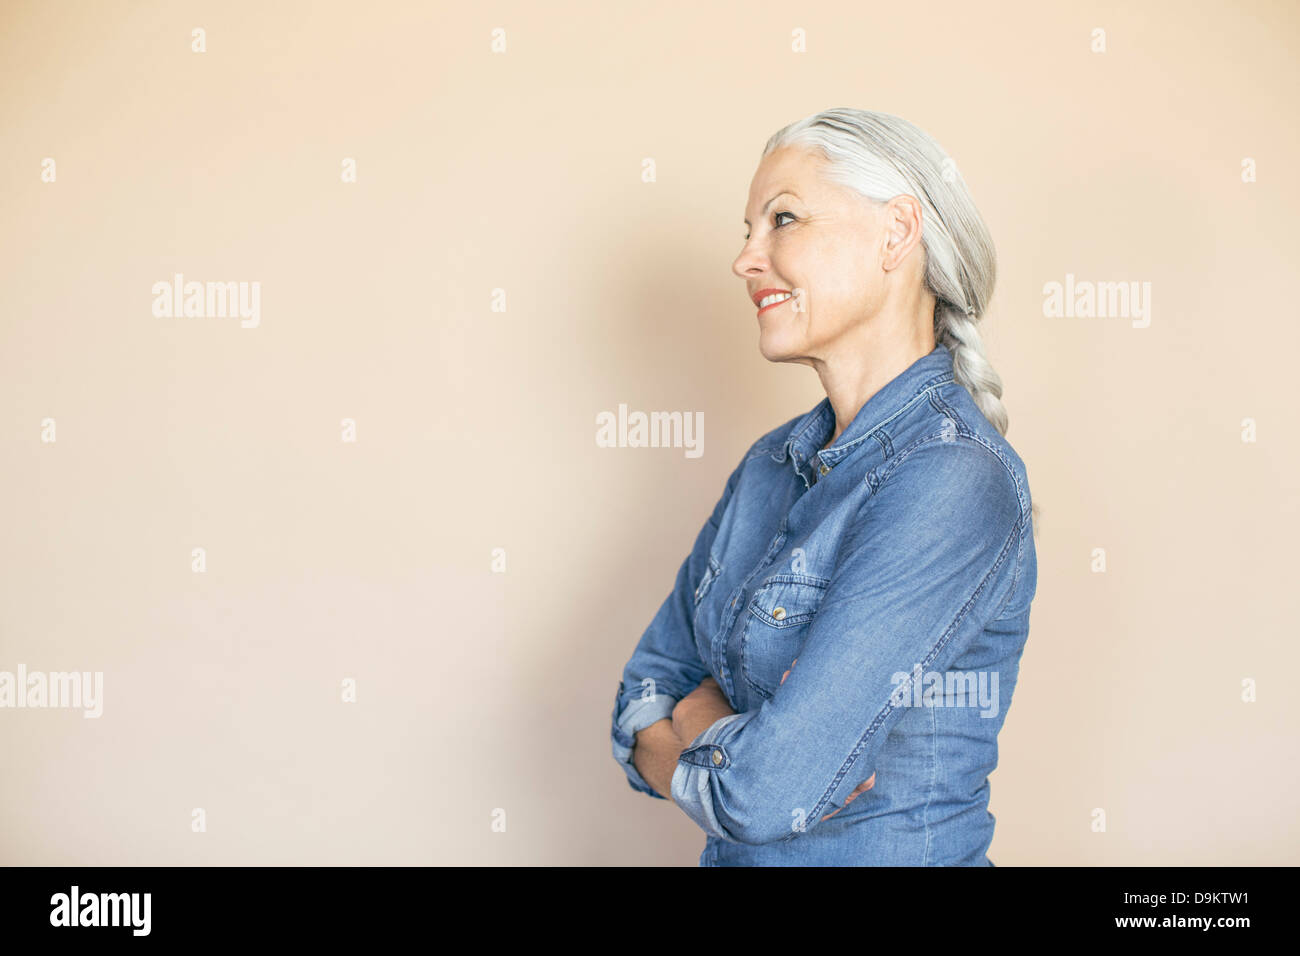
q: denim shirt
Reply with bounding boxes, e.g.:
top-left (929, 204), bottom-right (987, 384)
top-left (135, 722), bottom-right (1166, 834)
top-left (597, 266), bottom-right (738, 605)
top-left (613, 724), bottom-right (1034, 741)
top-left (609, 343), bottom-right (1037, 865)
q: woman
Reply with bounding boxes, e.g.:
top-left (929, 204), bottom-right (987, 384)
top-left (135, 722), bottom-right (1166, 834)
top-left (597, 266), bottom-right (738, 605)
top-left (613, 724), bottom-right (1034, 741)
top-left (609, 108), bottom-right (1038, 865)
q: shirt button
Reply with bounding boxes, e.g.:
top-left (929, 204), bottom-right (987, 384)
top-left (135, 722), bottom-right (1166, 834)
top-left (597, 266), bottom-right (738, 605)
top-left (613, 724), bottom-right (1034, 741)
top-left (819, 463), bottom-right (830, 476)
top-left (711, 750), bottom-right (723, 765)
top-left (773, 606), bottom-right (787, 620)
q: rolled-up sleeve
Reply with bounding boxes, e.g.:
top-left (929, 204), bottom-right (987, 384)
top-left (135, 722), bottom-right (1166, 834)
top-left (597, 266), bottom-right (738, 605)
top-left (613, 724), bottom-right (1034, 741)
top-left (669, 438), bottom-right (1027, 843)
top-left (611, 451), bottom-right (749, 799)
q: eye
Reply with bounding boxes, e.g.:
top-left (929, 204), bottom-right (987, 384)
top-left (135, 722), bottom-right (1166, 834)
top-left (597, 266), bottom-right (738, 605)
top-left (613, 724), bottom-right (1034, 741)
top-left (743, 211), bottom-right (797, 242)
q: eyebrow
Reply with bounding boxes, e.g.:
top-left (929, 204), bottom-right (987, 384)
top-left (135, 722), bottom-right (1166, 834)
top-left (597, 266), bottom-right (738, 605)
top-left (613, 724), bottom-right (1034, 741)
top-left (743, 190), bottom-right (800, 227)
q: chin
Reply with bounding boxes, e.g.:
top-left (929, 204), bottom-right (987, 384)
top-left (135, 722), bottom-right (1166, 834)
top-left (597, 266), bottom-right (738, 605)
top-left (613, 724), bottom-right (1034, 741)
top-left (757, 331), bottom-right (799, 363)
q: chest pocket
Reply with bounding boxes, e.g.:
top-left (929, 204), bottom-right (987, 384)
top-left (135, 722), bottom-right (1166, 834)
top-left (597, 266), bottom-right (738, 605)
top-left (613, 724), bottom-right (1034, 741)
top-left (741, 573), bottom-right (830, 700)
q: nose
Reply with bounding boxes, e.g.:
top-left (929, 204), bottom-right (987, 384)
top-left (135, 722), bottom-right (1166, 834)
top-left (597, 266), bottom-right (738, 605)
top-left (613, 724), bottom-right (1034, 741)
top-left (732, 240), bottom-right (766, 281)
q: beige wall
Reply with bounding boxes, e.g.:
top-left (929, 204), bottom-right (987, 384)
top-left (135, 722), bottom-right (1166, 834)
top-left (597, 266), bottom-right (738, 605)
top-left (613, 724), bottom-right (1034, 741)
top-left (2, 0), bottom-right (1297, 865)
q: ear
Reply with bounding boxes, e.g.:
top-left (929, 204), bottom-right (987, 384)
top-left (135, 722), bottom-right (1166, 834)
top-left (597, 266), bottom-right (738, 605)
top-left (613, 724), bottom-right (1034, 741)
top-left (881, 195), bottom-right (924, 270)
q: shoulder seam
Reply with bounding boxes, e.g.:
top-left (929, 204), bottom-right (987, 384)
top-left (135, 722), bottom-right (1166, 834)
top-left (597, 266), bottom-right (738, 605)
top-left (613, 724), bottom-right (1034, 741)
top-left (867, 433), bottom-right (1025, 526)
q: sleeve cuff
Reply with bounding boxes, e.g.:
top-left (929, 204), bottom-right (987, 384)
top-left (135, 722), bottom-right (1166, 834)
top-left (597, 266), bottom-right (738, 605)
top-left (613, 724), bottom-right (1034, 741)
top-left (610, 680), bottom-right (679, 799)
top-left (670, 711), bottom-right (753, 839)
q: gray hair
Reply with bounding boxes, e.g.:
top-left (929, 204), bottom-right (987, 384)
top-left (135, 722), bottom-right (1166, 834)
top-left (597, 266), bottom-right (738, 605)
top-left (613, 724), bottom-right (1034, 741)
top-left (762, 108), bottom-right (1040, 532)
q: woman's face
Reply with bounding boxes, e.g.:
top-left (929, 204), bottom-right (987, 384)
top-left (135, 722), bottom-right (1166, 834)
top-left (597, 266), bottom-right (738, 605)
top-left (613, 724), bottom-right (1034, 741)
top-left (732, 146), bottom-right (899, 366)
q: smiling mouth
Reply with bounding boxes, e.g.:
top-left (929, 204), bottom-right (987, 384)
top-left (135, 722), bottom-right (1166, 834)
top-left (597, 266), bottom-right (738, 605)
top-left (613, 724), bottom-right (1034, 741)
top-left (756, 291), bottom-right (793, 315)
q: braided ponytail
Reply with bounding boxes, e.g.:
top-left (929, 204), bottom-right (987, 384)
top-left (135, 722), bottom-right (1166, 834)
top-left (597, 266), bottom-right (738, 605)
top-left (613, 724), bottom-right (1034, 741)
top-left (936, 305), bottom-right (1008, 437)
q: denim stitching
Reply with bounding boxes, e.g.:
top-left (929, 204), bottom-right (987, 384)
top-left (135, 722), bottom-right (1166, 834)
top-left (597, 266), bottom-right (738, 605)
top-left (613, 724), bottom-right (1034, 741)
top-left (991, 516), bottom-right (1028, 623)
top-left (821, 376), bottom-right (955, 465)
top-left (767, 371), bottom-right (954, 466)
top-left (929, 388), bottom-right (1032, 523)
top-left (871, 430), bottom-right (893, 460)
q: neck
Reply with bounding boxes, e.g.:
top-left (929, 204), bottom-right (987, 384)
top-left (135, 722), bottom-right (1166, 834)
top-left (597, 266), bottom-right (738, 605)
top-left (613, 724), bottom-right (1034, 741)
top-left (819, 336), bottom-right (934, 447)
top-left (812, 291), bottom-right (937, 446)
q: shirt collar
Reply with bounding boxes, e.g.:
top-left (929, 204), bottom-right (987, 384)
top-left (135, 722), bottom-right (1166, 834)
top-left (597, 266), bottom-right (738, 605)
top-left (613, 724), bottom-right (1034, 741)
top-left (770, 343), bottom-right (956, 477)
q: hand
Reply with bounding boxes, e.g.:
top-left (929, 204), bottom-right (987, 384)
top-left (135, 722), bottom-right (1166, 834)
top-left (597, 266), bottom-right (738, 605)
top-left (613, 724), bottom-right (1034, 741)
top-left (779, 657), bottom-right (877, 821)
top-left (821, 773), bottom-right (876, 821)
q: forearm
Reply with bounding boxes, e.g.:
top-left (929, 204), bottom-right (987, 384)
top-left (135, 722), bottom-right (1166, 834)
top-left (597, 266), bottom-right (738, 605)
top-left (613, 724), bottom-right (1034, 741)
top-left (631, 718), bottom-right (683, 799)
top-left (672, 694), bottom-right (737, 751)
top-left (630, 682), bottom-right (738, 802)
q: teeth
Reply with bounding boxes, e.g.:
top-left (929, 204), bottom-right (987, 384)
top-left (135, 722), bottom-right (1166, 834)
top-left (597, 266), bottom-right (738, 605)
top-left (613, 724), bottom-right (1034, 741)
top-left (759, 292), bottom-right (793, 308)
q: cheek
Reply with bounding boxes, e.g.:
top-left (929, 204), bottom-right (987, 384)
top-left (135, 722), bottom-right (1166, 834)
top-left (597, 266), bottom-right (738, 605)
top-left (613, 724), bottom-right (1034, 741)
top-left (820, 246), bottom-right (877, 311)
top-left (801, 238), bottom-right (863, 296)
top-left (779, 237), bottom-right (871, 320)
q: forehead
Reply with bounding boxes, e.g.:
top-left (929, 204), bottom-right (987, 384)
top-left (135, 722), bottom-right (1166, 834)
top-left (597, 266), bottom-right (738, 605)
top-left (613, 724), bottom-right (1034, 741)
top-left (744, 146), bottom-right (828, 212)
top-left (750, 146), bottom-right (823, 189)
